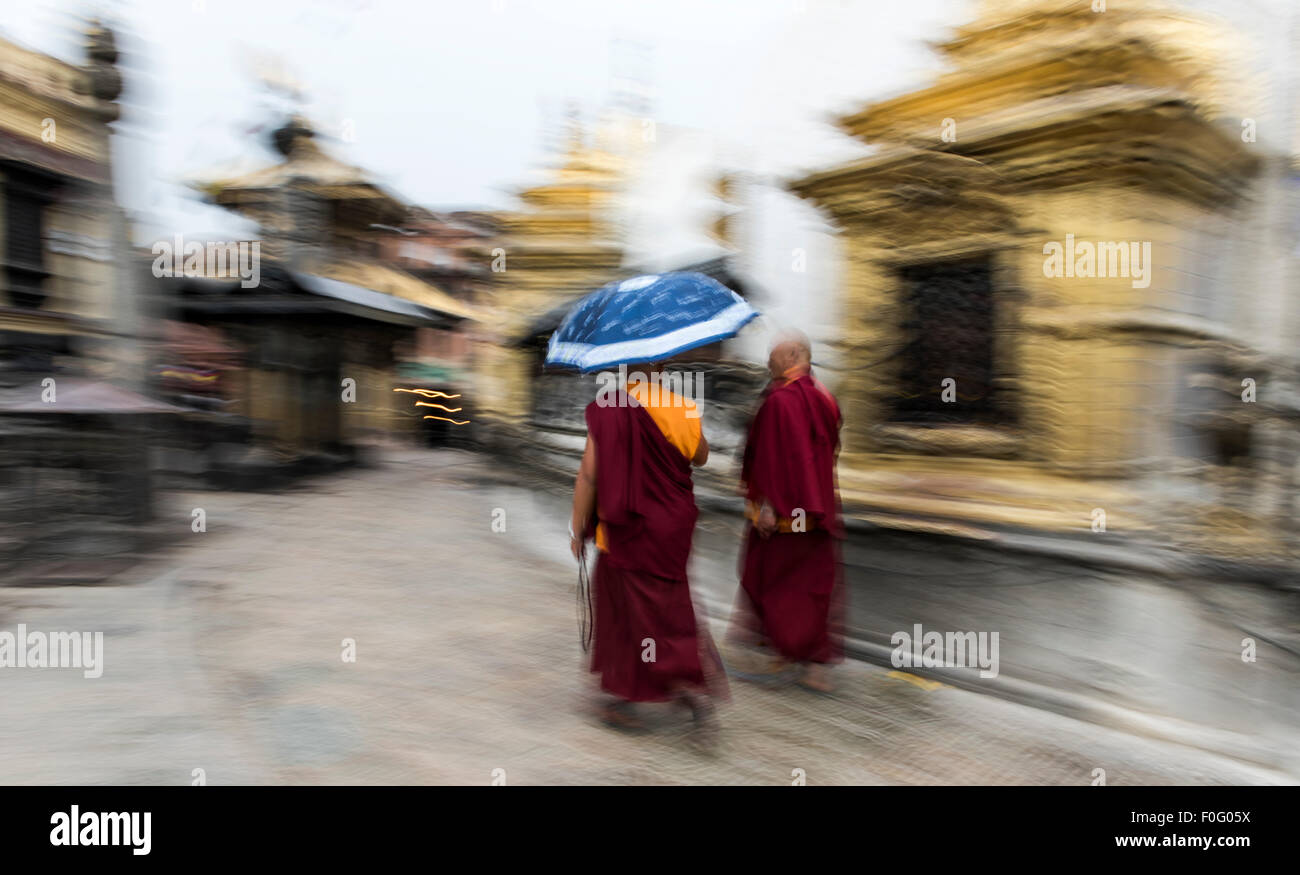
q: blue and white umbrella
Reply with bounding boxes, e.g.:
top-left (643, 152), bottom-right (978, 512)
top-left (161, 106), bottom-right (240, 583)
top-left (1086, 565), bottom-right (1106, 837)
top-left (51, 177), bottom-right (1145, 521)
top-left (545, 272), bottom-right (759, 373)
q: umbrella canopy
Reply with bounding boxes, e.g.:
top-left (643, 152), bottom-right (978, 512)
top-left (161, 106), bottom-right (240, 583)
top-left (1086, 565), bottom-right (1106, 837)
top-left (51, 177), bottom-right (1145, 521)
top-left (545, 272), bottom-right (758, 373)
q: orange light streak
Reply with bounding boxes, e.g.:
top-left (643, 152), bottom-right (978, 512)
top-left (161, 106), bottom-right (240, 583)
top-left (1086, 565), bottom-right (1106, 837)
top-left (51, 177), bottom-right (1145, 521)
top-left (394, 388), bottom-right (461, 399)
top-left (394, 386), bottom-right (470, 425)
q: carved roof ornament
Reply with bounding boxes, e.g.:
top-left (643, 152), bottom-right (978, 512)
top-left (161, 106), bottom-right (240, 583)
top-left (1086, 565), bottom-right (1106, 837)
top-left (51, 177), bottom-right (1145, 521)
top-left (82, 18), bottom-right (122, 111)
top-left (271, 115), bottom-right (315, 158)
top-left (86, 19), bottom-right (118, 64)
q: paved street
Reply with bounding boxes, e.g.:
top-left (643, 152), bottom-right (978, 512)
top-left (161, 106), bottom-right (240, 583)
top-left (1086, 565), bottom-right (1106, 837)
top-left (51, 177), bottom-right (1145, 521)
top-left (0, 449), bottom-right (1290, 785)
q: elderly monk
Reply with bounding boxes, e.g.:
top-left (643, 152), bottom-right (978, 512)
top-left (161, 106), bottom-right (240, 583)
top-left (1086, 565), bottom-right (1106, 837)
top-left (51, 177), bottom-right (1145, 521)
top-left (732, 330), bottom-right (844, 692)
top-left (569, 363), bottom-right (726, 738)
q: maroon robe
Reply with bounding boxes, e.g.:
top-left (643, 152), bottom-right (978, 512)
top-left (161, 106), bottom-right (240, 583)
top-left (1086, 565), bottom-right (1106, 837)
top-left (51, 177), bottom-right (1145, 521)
top-left (734, 373), bottom-right (845, 664)
top-left (584, 393), bottom-right (726, 703)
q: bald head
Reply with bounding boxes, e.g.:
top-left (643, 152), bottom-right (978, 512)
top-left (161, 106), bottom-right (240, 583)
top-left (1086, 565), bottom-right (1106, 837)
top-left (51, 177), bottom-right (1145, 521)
top-left (767, 329), bottom-right (812, 379)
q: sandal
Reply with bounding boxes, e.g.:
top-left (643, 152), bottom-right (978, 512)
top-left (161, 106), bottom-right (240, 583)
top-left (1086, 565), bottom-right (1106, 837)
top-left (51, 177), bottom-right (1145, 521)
top-left (596, 701), bottom-right (645, 732)
top-left (678, 690), bottom-right (719, 751)
top-left (797, 664), bottom-right (834, 695)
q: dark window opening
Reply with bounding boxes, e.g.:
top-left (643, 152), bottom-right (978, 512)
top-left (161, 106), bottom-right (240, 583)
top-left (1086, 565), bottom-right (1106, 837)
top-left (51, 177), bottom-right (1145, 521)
top-left (889, 255), bottom-right (1003, 426)
top-left (1, 162), bottom-right (61, 309)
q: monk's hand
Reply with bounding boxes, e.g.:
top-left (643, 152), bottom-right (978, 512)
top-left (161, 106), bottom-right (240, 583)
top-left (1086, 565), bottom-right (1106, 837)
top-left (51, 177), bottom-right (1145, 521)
top-left (568, 521), bottom-right (586, 560)
top-left (757, 503), bottom-right (777, 538)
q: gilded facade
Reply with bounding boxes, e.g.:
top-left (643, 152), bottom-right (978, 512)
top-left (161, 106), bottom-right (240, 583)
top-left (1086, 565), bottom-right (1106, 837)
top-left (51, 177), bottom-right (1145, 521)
top-left (0, 22), bottom-right (128, 381)
top-left (791, 0), bottom-right (1297, 559)
top-left (469, 121), bottom-right (625, 436)
top-left (0, 22), bottom-right (162, 579)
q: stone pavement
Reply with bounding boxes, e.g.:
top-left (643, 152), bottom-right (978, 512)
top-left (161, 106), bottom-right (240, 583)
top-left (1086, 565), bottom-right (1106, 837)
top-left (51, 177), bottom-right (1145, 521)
top-left (0, 449), bottom-right (1290, 785)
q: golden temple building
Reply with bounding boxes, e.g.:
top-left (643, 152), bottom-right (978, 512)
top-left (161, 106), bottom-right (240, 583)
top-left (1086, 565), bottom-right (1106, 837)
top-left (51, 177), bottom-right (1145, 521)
top-left (469, 118), bottom-right (626, 440)
top-left (467, 112), bottom-right (755, 460)
top-left (790, 0), bottom-right (1298, 561)
top-left (164, 116), bottom-right (477, 472)
top-left (0, 22), bottom-right (128, 382)
top-left (0, 22), bottom-right (169, 577)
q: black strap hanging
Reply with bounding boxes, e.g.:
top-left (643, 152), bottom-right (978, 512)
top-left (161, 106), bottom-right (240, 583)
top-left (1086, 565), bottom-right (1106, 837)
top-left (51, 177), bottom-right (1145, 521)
top-left (576, 556), bottom-right (594, 653)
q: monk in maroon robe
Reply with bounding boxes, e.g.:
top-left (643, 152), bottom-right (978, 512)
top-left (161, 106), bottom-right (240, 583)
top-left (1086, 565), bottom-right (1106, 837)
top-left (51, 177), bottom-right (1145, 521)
top-left (732, 331), bottom-right (844, 692)
top-left (569, 370), bottom-right (726, 738)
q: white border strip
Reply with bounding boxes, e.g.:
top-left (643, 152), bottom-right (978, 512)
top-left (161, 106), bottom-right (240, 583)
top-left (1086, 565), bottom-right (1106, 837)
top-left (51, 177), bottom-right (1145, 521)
top-left (547, 301), bottom-right (757, 370)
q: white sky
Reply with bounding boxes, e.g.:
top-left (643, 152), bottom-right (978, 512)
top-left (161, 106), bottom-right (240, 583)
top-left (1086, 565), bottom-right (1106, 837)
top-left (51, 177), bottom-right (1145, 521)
top-left (0, 0), bottom-right (969, 240)
top-left (4, 0), bottom-right (1288, 246)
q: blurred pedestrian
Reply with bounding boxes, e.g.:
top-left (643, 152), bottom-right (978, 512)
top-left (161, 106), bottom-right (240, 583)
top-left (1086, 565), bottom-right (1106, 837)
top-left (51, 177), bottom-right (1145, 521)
top-left (570, 364), bottom-right (727, 742)
top-left (731, 330), bottom-right (845, 692)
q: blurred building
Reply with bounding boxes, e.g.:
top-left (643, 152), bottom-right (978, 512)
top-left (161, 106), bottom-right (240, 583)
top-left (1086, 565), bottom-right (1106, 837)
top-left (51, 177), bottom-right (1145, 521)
top-left (152, 116), bottom-right (477, 484)
top-left (469, 112), bottom-right (766, 472)
top-left (0, 22), bottom-right (172, 581)
top-left (378, 206), bottom-right (495, 445)
top-left (467, 117), bottom-right (625, 455)
top-left (791, 0), bottom-right (1299, 561)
